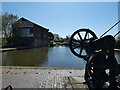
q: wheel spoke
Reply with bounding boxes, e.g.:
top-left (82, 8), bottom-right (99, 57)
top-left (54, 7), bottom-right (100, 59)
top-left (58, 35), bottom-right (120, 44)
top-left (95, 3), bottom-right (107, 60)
top-left (72, 39), bottom-right (81, 43)
top-left (69, 29), bottom-right (97, 58)
top-left (88, 33), bottom-right (89, 39)
top-left (78, 32), bottom-right (82, 40)
top-left (84, 31), bottom-right (88, 40)
top-left (73, 45), bottom-right (80, 49)
top-left (79, 47), bottom-right (83, 55)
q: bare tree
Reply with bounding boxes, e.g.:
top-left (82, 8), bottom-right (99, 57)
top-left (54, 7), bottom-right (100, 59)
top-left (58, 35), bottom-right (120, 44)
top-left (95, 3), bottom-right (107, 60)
top-left (1, 12), bottom-right (19, 47)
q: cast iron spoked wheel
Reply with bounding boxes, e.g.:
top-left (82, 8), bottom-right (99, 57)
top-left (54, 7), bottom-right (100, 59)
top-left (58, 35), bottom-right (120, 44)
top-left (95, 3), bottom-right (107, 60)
top-left (87, 56), bottom-right (94, 77)
top-left (69, 29), bottom-right (97, 59)
top-left (87, 55), bottom-right (110, 81)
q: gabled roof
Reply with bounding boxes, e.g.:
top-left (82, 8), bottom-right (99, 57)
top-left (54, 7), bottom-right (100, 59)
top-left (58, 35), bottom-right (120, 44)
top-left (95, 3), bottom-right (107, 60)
top-left (19, 17), bottom-right (49, 30)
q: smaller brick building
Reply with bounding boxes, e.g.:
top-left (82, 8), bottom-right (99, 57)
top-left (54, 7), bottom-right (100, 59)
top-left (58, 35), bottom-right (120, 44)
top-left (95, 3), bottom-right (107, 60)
top-left (13, 17), bottom-right (49, 47)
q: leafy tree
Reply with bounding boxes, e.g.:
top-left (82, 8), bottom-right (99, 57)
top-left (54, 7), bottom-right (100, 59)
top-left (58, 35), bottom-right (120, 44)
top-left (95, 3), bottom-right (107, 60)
top-left (1, 12), bottom-right (20, 47)
top-left (53, 34), bottom-right (60, 41)
top-left (48, 32), bottom-right (54, 41)
top-left (64, 35), bottom-right (71, 42)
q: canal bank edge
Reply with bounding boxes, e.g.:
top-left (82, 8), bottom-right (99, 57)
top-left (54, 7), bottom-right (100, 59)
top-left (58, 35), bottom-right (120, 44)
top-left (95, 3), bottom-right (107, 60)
top-left (1, 47), bottom-right (120, 52)
top-left (0, 46), bottom-right (46, 52)
top-left (1, 66), bottom-right (84, 70)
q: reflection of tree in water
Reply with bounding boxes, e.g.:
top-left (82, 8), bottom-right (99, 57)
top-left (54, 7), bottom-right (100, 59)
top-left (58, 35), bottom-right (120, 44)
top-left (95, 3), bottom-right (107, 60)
top-left (2, 47), bottom-right (49, 66)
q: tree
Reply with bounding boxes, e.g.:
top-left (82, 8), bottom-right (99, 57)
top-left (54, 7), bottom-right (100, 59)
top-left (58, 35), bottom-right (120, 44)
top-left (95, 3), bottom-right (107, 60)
top-left (1, 12), bottom-right (19, 47)
top-left (48, 32), bottom-right (54, 41)
top-left (2, 13), bottom-right (18, 38)
top-left (53, 34), bottom-right (60, 41)
top-left (64, 35), bottom-right (71, 41)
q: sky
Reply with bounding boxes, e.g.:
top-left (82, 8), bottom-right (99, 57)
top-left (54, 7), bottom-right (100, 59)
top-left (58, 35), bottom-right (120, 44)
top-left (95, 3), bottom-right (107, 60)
top-left (2, 2), bottom-right (119, 38)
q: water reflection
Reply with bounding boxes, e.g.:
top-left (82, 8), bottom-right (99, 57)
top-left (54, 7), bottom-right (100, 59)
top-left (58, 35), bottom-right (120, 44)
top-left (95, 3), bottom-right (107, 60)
top-left (40, 46), bottom-right (86, 68)
top-left (2, 46), bottom-right (120, 68)
top-left (2, 47), bottom-right (49, 66)
top-left (2, 46), bottom-right (86, 68)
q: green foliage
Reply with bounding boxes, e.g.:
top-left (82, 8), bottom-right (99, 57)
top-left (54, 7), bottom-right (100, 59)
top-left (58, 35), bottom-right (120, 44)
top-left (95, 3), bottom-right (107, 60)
top-left (53, 36), bottom-right (59, 41)
top-left (48, 32), bottom-right (54, 40)
top-left (53, 34), bottom-right (60, 41)
top-left (63, 35), bottom-right (70, 42)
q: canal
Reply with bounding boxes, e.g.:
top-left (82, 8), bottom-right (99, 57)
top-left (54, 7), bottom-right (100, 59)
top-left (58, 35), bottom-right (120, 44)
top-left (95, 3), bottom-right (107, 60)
top-left (2, 46), bottom-right (87, 68)
top-left (1, 46), bottom-right (120, 68)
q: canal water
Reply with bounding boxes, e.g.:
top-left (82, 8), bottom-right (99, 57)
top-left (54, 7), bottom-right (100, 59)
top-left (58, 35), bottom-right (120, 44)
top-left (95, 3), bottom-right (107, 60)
top-left (1, 46), bottom-right (120, 68)
top-left (2, 46), bottom-right (87, 68)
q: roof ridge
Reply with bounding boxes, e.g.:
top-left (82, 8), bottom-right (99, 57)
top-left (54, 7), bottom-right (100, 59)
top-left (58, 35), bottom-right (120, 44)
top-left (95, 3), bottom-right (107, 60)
top-left (20, 17), bottom-right (49, 30)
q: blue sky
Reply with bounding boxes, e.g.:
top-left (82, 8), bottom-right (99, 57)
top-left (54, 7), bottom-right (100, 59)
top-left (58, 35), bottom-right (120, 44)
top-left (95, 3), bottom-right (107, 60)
top-left (2, 2), bottom-right (119, 38)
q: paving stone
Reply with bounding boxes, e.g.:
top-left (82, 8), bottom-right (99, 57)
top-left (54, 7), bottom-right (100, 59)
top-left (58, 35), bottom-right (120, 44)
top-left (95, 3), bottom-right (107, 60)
top-left (2, 66), bottom-right (85, 89)
top-left (69, 76), bottom-right (85, 84)
top-left (72, 84), bottom-right (89, 89)
top-left (63, 77), bottom-right (72, 88)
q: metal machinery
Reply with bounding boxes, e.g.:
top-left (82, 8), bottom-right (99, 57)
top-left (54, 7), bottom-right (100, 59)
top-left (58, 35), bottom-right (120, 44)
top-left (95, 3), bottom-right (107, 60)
top-left (69, 21), bottom-right (120, 89)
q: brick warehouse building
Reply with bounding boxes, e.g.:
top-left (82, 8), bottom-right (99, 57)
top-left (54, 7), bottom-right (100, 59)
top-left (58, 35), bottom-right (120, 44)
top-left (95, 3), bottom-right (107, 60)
top-left (13, 17), bottom-right (49, 47)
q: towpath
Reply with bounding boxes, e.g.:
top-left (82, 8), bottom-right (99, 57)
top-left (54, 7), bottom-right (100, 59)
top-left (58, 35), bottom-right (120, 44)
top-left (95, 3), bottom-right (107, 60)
top-left (2, 66), bottom-right (88, 89)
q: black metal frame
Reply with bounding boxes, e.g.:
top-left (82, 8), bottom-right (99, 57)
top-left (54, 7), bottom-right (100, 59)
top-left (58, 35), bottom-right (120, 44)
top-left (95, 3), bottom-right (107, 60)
top-left (69, 21), bottom-right (120, 89)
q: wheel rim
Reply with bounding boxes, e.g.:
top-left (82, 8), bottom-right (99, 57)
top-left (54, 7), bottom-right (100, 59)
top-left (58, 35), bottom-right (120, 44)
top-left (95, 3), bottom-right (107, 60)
top-left (87, 55), bottom-right (110, 81)
top-left (69, 29), bottom-right (97, 59)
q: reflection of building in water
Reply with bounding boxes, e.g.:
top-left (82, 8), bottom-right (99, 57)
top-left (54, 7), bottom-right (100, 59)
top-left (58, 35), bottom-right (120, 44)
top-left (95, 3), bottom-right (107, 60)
top-left (2, 47), bottom-right (49, 66)
top-left (13, 17), bottom-right (49, 47)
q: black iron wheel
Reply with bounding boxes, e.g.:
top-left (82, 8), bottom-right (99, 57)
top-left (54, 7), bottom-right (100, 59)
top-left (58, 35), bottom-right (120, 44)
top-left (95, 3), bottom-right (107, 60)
top-left (87, 56), bottom-right (94, 77)
top-left (87, 54), bottom-right (110, 82)
top-left (69, 29), bottom-right (97, 59)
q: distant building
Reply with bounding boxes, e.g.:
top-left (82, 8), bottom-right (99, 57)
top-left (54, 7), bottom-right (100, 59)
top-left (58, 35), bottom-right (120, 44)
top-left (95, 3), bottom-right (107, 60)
top-left (13, 17), bottom-right (49, 47)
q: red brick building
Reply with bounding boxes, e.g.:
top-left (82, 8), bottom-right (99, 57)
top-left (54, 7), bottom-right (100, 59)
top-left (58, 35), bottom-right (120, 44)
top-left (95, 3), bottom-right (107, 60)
top-left (13, 17), bottom-right (49, 47)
